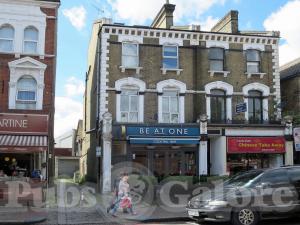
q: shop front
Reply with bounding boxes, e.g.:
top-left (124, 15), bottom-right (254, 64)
top-left (0, 113), bottom-right (48, 180)
top-left (227, 137), bottom-right (285, 175)
top-left (112, 125), bottom-right (202, 179)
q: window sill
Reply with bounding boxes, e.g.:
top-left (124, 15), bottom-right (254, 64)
top-left (119, 66), bottom-right (143, 74)
top-left (161, 68), bottom-right (183, 75)
top-left (208, 70), bottom-right (230, 77)
top-left (245, 72), bottom-right (266, 79)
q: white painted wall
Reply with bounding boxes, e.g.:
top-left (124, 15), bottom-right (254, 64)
top-left (210, 136), bottom-right (227, 176)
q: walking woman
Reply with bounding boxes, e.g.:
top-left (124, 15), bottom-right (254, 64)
top-left (109, 173), bottom-right (136, 217)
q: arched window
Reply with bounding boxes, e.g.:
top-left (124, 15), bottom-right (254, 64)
top-left (157, 79), bottom-right (186, 123)
top-left (0, 24), bottom-right (14, 52)
top-left (205, 81), bottom-right (233, 122)
top-left (16, 76), bottom-right (37, 110)
top-left (162, 88), bottom-right (179, 123)
top-left (210, 89), bottom-right (226, 122)
top-left (24, 26), bottom-right (38, 54)
top-left (248, 90), bottom-right (263, 124)
top-left (246, 49), bottom-right (260, 73)
top-left (120, 85), bottom-right (139, 122)
top-left (115, 77), bottom-right (145, 123)
top-left (209, 47), bottom-right (224, 71)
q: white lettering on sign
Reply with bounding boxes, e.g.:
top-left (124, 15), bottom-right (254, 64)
top-left (139, 128), bottom-right (150, 135)
top-left (0, 119), bottom-right (28, 128)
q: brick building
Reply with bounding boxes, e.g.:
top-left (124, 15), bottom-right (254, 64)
top-left (280, 58), bottom-right (300, 164)
top-left (0, 0), bottom-right (60, 180)
top-left (82, 3), bottom-right (293, 192)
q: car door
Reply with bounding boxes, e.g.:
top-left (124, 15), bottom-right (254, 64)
top-left (256, 169), bottom-right (295, 216)
top-left (287, 167), bottom-right (300, 212)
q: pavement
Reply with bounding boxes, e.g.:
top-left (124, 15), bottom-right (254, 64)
top-left (2, 179), bottom-right (300, 225)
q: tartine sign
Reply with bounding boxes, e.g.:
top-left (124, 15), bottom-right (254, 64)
top-left (0, 113), bottom-right (48, 134)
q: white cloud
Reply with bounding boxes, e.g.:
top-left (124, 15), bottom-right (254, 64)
top-left (264, 0), bottom-right (300, 65)
top-left (199, 16), bottom-right (219, 31)
top-left (108, 0), bottom-right (225, 25)
top-left (65, 76), bottom-right (85, 97)
top-left (54, 76), bottom-right (84, 138)
top-left (63, 6), bottom-right (87, 31)
top-left (54, 97), bottom-right (83, 138)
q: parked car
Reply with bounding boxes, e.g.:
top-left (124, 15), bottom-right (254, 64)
top-left (186, 166), bottom-right (300, 225)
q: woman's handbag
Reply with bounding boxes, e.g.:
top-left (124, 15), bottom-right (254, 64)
top-left (120, 196), bottom-right (132, 209)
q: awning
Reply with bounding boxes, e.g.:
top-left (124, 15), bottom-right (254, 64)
top-left (0, 135), bottom-right (47, 153)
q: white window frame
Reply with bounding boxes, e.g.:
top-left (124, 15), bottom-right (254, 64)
top-left (162, 44), bottom-right (179, 69)
top-left (242, 83), bottom-right (270, 121)
top-left (8, 56), bottom-right (46, 110)
top-left (121, 42), bottom-right (139, 68)
top-left (115, 77), bottom-right (145, 123)
top-left (209, 47), bottom-right (225, 71)
top-left (246, 49), bottom-right (260, 73)
top-left (120, 86), bottom-right (139, 123)
top-left (0, 24), bottom-right (14, 52)
top-left (23, 26), bottom-right (39, 54)
top-left (15, 76), bottom-right (37, 109)
top-left (161, 88), bottom-right (180, 123)
top-left (205, 81), bottom-right (233, 121)
top-left (157, 79), bottom-right (186, 123)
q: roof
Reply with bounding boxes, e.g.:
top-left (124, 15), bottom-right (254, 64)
top-left (280, 57), bottom-right (300, 81)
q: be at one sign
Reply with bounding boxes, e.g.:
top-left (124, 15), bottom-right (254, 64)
top-left (236, 103), bottom-right (247, 114)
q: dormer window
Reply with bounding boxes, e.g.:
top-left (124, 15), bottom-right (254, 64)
top-left (0, 24), bottom-right (14, 52)
top-left (24, 26), bottom-right (38, 54)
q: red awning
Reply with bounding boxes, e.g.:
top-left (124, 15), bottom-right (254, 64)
top-left (0, 135), bottom-right (47, 153)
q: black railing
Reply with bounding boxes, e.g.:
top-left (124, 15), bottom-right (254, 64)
top-left (208, 119), bottom-right (282, 125)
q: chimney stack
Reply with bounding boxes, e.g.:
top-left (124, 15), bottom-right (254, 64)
top-left (211, 10), bottom-right (239, 33)
top-left (151, 1), bottom-right (175, 29)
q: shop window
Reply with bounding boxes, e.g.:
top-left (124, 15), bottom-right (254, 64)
top-left (248, 90), bottom-right (263, 124)
top-left (210, 89), bottom-right (226, 123)
top-left (162, 89), bottom-right (179, 123)
top-left (209, 47), bottom-right (224, 71)
top-left (122, 42), bottom-right (139, 68)
top-left (246, 49), bottom-right (260, 73)
top-left (120, 87), bottom-right (139, 123)
top-left (163, 45), bottom-right (178, 69)
top-left (24, 26), bottom-right (39, 54)
top-left (0, 24), bottom-right (14, 52)
top-left (16, 76), bottom-right (37, 110)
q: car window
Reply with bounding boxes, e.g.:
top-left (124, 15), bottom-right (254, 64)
top-left (260, 169), bottom-right (289, 185)
top-left (288, 168), bottom-right (300, 183)
top-left (224, 170), bottom-right (263, 187)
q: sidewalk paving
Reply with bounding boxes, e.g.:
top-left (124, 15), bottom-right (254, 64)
top-left (0, 207), bottom-right (47, 224)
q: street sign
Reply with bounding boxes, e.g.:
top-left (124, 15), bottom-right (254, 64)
top-left (236, 103), bottom-right (247, 113)
top-left (96, 146), bottom-right (102, 157)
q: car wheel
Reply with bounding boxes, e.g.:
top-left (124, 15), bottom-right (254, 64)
top-left (231, 207), bottom-right (259, 225)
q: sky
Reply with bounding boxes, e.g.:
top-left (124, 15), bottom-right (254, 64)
top-left (54, 0), bottom-right (300, 138)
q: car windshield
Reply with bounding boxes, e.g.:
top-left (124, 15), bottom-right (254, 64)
top-left (224, 170), bottom-right (264, 188)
